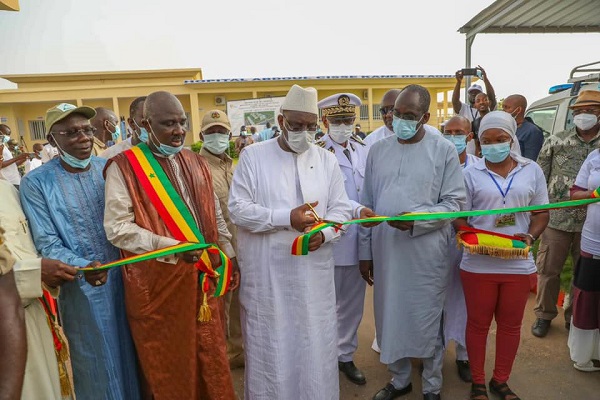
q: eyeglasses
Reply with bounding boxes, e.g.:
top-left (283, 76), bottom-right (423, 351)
top-left (50, 127), bottom-right (97, 138)
top-left (379, 106), bottom-right (394, 115)
top-left (283, 118), bottom-right (318, 133)
top-left (392, 111), bottom-right (421, 121)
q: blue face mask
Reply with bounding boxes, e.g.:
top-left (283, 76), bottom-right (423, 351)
top-left (148, 126), bottom-right (183, 156)
top-left (443, 134), bottom-right (467, 154)
top-left (481, 142), bottom-right (511, 163)
top-left (133, 120), bottom-right (149, 142)
top-left (393, 115), bottom-right (422, 140)
top-left (108, 122), bottom-right (121, 141)
top-left (1, 135), bottom-right (9, 143)
top-left (51, 135), bottom-right (91, 169)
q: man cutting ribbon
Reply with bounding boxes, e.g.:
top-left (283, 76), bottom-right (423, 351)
top-left (104, 91), bottom-right (237, 400)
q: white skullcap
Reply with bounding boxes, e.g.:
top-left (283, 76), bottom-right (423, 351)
top-left (479, 110), bottom-right (522, 156)
top-left (281, 84), bottom-right (318, 115)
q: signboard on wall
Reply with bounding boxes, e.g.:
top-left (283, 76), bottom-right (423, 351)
top-left (226, 97), bottom-right (285, 137)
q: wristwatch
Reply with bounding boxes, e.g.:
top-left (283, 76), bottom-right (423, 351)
top-left (524, 233), bottom-right (536, 242)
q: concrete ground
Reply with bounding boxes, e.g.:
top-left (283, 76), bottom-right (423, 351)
top-left (232, 287), bottom-right (600, 399)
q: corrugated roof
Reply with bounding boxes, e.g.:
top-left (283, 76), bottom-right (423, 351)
top-left (459, 0), bottom-right (600, 37)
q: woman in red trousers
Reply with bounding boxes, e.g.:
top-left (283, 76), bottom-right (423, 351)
top-left (455, 111), bottom-right (549, 400)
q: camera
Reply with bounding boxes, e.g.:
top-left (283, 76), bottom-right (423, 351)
top-left (461, 68), bottom-right (482, 78)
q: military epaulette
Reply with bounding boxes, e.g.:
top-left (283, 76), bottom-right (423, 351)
top-left (315, 140), bottom-right (327, 148)
top-left (350, 134), bottom-right (366, 146)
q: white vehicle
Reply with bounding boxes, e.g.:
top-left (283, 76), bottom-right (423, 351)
top-left (526, 61), bottom-right (600, 137)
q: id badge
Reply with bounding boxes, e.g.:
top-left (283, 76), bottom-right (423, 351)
top-left (495, 213), bottom-right (516, 227)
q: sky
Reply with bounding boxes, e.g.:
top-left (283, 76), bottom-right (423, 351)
top-left (0, 0), bottom-right (597, 105)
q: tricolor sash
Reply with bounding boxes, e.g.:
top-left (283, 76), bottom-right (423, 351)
top-left (123, 143), bottom-right (231, 320)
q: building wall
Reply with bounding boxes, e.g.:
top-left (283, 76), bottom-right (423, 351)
top-left (0, 71), bottom-right (457, 149)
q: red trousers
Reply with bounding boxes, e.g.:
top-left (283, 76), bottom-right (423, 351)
top-left (460, 270), bottom-right (530, 384)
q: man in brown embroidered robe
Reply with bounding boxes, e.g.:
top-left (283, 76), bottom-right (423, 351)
top-left (103, 91), bottom-right (239, 400)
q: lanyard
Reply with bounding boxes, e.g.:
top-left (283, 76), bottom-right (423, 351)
top-left (487, 169), bottom-right (519, 206)
top-left (463, 156), bottom-right (468, 168)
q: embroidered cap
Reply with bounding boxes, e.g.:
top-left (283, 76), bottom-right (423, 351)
top-left (201, 109), bottom-right (231, 131)
top-left (45, 103), bottom-right (96, 133)
top-left (318, 93), bottom-right (362, 117)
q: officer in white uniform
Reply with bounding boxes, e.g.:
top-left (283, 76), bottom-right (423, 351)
top-left (317, 93), bottom-right (368, 386)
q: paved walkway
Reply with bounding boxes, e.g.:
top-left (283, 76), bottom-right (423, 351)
top-left (232, 287), bottom-right (600, 399)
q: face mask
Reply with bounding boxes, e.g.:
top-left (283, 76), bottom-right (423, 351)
top-left (443, 134), bottom-right (467, 154)
top-left (203, 133), bottom-right (230, 154)
top-left (148, 125), bottom-right (184, 156)
top-left (132, 120), bottom-right (149, 142)
top-left (108, 122), bottom-right (121, 141)
top-left (1, 135), bottom-right (9, 144)
top-left (284, 130), bottom-right (315, 154)
top-left (51, 134), bottom-right (92, 169)
top-left (328, 124), bottom-right (354, 144)
top-left (393, 116), bottom-right (422, 140)
top-left (481, 142), bottom-right (511, 163)
top-left (573, 113), bottom-right (599, 131)
top-left (510, 107), bottom-right (521, 119)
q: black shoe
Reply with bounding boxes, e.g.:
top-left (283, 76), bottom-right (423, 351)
top-left (423, 393), bottom-right (441, 400)
top-left (456, 360), bottom-right (472, 383)
top-left (372, 382), bottom-right (413, 400)
top-left (531, 318), bottom-right (551, 338)
top-left (338, 361), bottom-right (366, 385)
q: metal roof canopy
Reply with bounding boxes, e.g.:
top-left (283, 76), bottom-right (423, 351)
top-left (458, 0), bottom-right (600, 93)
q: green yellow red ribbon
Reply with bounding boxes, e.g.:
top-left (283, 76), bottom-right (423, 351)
top-left (291, 197), bottom-right (600, 255)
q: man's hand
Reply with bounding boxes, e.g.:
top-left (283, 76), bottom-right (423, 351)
top-left (83, 261), bottom-right (108, 287)
top-left (455, 70), bottom-right (464, 82)
top-left (290, 201), bottom-right (318, 232)
top-left (15, 153), bottom-right (29, 163)
top-left (41, 259), bottom-right (77, 288)
top-left (387, 212), bottom-right (414, 231)
top-left (180, 249), bottom-right (202, 264)
top-left (358, 207), bottom-right (381, 228)
top-left (229, 257), bottom-right (241, 291)
top-left (359, 260), bottom-right (373, 286)
top-left (476, 65), bottom-right (487, 80)
top-left (307, 231), bottom-right (325, 252)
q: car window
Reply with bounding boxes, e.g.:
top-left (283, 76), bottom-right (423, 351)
top-left (525, 107), bottom-right (557, 137)
top-left (565, 97), bottom-right (577, 131)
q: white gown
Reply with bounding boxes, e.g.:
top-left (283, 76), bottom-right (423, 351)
top-left (229, 138), bottom-right (353, 400)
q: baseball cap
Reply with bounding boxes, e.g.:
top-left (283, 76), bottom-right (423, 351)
top-left (467, 84), bottom-right (483, 94)
top-left (45, 103), bottom-right (96, 133)
top-left (201, 110), bottom-right (231, 131)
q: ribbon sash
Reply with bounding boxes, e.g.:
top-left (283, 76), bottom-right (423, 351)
top-left (122, 144), bottom-right (230, 298)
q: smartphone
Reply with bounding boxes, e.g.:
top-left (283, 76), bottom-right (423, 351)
top-left (461, 68), bottom-right (479, 76)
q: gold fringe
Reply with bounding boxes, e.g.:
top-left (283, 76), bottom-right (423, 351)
top-left (198, 292), bottom-right (212, 322)
top-left (457, 237), bottom-right (530, 259)
top-left (44, 314), bottom-right (72, 397)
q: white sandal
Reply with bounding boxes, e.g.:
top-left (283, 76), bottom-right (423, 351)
top-left (573, 361), bottom-right (600, 372)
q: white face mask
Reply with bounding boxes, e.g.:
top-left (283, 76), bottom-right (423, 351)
top-left (574, 113), bottom-right (599, 131)
top-left (284, 130), bottom-right (315, 154)
top-left (328, 124), bottom-right (354, 144)
top-left (202, 133), bottom-right (230, 154)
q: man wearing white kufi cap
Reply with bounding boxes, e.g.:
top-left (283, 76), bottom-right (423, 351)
top-left (317, 93), bottom-right (376, 386)
top-left (230, 84), bottom-right (371, 399)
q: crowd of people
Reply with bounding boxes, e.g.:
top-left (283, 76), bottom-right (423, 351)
top-left (0, 67), bottom-right (599, 400)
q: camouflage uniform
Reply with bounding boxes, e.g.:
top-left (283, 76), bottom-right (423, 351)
top-left (534, 126), bottom-right (600, 322)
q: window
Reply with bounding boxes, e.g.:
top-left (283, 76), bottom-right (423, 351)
top-left (525, 107), bottom-right (557, 137)
top-left (359, 105), bottom-right (369, 120)
top-left (185, 112), bottom-right (192, 132)
top-left (29, 120), bottom-right (46, 141)
top-left (372, 103), bottom-right (382, 120)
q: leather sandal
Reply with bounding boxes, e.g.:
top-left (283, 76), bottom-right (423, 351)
top-left (470, 383), bottom-right (489, 400)
top-left (489, 379), bottom-right (520, 400)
